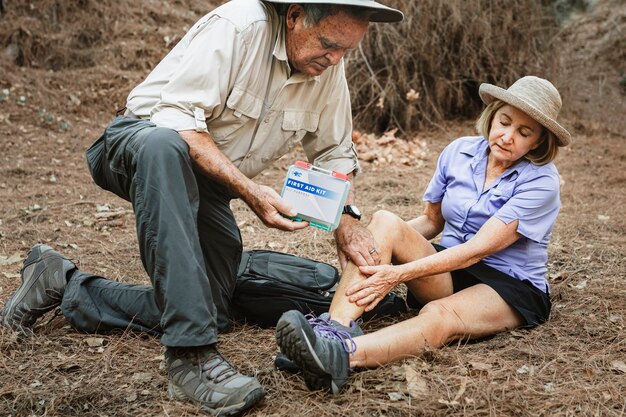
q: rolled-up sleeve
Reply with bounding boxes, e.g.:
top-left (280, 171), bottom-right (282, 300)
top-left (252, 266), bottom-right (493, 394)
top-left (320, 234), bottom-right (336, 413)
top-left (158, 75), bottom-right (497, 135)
top-left (302, 63), bottom-right (359, 175)
top-left (494, 173), bottom-right (560, 242)
top-left (151, 17), bottom-right (247, 133)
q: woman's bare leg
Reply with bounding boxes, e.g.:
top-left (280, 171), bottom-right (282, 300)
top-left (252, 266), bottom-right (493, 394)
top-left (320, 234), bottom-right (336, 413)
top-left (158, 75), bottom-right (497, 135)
top-left (349, 284), bottom-right (524, 368)
top-left (329, 210), bottom-right (453, 326)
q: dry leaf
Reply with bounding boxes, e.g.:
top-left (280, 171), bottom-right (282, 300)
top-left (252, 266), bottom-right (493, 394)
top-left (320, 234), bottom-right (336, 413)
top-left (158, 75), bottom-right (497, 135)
top-left (469, 361), bottom-right (492, 371)
top-left (131, 372), bottom-right (153, 382)
top-left (84, 337), bottom-right (105, 347)
top-left (574, 280), bottom-right (588, 290)
top-left (516, 364), bottom-right (532, 375)
top-left (404, 365), bottom-right (429, 398)
top-left (438, 399), bottom-right (460, 407)
top-left (611, 360), bottom-right (626, 373)
top-left (406, 88), bottom-right (420, 102)
top-left (0, 253), bottom-right (21, 266)
top-left (452, 377), bottom-right (468, 401)
top-left (387, 391), bottom-right (404, 401)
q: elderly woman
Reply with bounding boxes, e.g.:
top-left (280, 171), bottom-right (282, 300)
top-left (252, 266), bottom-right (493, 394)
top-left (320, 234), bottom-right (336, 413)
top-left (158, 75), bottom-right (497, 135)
top-left (275, 76), bottom-right (571, 394)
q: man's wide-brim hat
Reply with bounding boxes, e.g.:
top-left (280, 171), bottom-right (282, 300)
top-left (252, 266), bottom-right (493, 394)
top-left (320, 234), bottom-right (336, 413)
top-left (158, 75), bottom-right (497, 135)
top-left (265, 0), bottom-right (404, 22)
top-left (479, 76), bottom-right (571, 146)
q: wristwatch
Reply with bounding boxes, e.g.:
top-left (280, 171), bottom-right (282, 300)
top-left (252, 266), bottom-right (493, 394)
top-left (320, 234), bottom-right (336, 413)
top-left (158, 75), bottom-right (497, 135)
top-left (342, 205), bottom-right (362, 221)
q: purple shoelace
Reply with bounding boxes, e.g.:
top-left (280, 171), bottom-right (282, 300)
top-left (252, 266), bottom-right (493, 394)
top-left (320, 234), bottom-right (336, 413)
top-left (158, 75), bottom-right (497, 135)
top-left (304, 313), bottom-right (357, 354)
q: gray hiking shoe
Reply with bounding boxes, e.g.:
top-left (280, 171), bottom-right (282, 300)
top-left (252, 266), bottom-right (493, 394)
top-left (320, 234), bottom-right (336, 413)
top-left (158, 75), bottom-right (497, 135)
top-left (166, 346), bottom-right (265, 416)
top-left (274, 312), bottom-right (362, 374)
top-left (276, 310), bottom-right (354, 394)
top-left (0, 244), bottom-right (76, 335)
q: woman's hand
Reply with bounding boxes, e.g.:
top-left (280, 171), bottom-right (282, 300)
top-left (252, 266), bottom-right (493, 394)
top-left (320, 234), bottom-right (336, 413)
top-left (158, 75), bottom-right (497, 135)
top-left (346, 264), bottom-right (407, 311)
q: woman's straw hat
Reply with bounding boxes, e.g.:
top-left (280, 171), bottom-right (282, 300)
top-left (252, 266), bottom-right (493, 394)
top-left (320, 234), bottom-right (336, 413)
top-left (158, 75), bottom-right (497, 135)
top-left (479, 76), bottom-right (571, 146)
top-left (265, 0), bottom-right (403, 22)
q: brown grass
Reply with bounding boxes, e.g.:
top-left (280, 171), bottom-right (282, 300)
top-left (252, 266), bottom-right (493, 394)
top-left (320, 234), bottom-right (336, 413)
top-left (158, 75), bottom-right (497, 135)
top-left (346, 0), bottom-right (561, 133)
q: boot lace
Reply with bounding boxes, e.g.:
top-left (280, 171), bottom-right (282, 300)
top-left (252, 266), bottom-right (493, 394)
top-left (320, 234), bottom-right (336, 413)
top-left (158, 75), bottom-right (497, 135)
top-left (305, 313), bottom-right (357, 354)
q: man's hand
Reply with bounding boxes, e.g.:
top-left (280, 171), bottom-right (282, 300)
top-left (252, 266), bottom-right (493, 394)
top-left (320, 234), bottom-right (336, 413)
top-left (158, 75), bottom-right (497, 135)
top-left (178, 130), bottom-right (306, 232)
top-left (244, 184), bottom-right (309, 232)
top-left (345, 263), bottom-right (406, 311)
top-left (334, 216), bottom-right (380, 270)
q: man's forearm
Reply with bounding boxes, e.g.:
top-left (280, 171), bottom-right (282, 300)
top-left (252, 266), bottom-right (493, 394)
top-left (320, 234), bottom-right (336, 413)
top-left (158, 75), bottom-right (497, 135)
top-left (177, 129), bottom-right (255, 200)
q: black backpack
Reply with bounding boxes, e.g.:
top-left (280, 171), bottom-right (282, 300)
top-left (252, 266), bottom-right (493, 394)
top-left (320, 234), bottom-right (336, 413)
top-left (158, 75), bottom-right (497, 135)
top-left (231, 250), bottom-right (407, 328)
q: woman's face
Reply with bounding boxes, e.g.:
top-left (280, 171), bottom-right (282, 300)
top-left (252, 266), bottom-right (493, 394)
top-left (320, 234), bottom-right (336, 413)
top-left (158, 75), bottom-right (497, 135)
top-left (488, 104), bottom-right (543, 166)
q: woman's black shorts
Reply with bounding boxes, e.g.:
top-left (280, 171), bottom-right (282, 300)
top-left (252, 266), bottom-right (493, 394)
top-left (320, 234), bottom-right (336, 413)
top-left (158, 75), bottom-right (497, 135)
top-left (406, 243), bottom-right (551, 326)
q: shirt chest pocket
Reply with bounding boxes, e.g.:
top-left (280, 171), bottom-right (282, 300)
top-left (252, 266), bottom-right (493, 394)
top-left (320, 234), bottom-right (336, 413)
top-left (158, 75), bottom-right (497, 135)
top-left (486, 186), bottom-right (514, 212)
top-left (277, 110), bottom-right (320, 154)
top-left (208, 88), bottom-right (263, 142)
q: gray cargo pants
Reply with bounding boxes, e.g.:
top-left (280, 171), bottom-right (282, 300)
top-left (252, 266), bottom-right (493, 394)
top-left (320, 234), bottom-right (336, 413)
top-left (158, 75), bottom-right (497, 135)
top-left (60, 116), bottom-right (242, 347)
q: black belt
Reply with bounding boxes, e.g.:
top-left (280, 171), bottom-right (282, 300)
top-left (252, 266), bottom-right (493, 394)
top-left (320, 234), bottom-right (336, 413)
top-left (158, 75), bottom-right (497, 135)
top-left (115, 107), bottom-right (140, 119)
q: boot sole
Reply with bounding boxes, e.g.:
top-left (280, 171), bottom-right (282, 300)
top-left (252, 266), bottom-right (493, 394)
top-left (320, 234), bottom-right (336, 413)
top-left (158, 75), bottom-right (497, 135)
top-left (168, 381), bottom-right (265, 416)
top-left (275, 311), bottom-right (333, 392)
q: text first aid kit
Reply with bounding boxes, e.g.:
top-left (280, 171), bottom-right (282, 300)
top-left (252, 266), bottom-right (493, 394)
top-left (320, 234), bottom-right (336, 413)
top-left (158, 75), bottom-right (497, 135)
top-left (280, 161), bottom-right (350, 231)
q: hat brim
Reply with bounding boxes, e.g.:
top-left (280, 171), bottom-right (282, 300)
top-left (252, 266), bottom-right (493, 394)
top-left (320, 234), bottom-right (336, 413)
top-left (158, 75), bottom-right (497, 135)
top-left (479, 84), bottom-right (571, 146)
top-left (264, 0), bottom-right (404, 22)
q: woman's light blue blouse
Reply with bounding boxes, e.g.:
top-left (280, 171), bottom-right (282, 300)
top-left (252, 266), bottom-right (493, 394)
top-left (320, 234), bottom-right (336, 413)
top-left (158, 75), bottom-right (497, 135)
top-left (423, 136), bottom-right (561, 292)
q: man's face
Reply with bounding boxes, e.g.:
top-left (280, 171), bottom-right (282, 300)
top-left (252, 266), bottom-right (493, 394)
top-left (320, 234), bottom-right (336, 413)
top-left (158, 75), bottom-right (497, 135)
top-left (285, 5), bottom-right (369, 77)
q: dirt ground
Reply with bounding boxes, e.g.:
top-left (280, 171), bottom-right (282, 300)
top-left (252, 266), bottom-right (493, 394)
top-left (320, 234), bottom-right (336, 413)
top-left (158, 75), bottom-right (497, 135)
top-left (1, 0), bottom-right (625, 416)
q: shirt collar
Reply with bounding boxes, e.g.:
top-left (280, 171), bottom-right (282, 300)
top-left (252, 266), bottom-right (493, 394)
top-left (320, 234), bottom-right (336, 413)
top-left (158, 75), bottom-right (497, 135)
top-left (273, 17), bottom-right (320, 83)
top-left (273, 18), bottom-right (288, 63)
top-left (468, 137), bottom-right (528, 177)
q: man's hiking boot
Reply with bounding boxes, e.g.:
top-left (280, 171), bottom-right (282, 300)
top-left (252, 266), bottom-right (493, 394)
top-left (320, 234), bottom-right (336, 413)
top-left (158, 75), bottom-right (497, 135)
top-left (0, 244), bottom-right (76, 336)
top-left (166, 345), bottom-right (265, 416)
top-left (276, 310), bottom-right (354, 394)
top-left (273, 312), bottom-right (362, 374)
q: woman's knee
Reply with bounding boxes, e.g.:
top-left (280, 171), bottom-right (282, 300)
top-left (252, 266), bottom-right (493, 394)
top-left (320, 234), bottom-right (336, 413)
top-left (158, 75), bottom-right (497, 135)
top-left (369, 210), bottom-right (404, 236)
top-left (418, 300), bottom-right (467, 342)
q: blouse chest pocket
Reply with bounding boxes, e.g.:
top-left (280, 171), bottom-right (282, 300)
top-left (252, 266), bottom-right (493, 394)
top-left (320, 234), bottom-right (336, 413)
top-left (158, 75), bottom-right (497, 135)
top-left (486, 186), bottom-right (514, 212)
top-left (276, 110), bottom-right (320, 155)
top-left (208, 88), bottom-right (263, 142)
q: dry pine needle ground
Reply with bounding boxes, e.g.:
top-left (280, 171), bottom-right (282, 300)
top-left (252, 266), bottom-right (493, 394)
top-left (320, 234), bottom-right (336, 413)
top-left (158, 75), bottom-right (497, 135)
top-left (0, 0), bottom-right (625, 415)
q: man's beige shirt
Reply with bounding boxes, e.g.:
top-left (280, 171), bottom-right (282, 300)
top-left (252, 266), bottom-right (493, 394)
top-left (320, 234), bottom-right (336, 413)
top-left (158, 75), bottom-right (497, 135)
top-left (126, 0), bottom-right (359, 179)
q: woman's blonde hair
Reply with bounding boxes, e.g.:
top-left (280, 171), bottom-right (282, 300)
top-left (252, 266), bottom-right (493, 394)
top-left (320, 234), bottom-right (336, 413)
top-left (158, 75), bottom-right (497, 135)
top-left (475, 99), bottom-right (560, 165)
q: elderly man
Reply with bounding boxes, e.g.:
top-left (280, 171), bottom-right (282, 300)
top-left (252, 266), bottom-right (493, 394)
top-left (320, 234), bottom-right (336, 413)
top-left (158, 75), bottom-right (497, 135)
top-left (1, 0), bottom-right (402, 414)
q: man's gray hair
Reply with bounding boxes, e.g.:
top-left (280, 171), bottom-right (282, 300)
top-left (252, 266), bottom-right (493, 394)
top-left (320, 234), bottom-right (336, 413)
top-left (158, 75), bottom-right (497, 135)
top-left (269, 3), bottom-right (372, 26)
top-left (301, 4), bottom-right (371, 26)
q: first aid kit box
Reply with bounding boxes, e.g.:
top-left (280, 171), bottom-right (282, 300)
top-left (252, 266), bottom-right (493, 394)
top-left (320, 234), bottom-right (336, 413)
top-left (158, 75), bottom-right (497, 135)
top-left (280, 161), bottom-right (350, 232)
